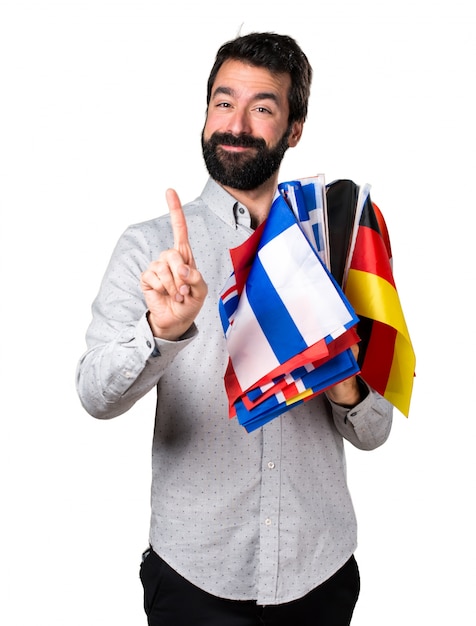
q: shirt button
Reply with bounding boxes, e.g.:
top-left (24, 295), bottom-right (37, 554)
top-left (267, 461), bottom-right (275, 469)
top-left (146, 340), bottom-right (152, 348)
top-left (239, 207), bottom-right (245, 214)
top-left (265, 518), bottom-right (272, 526)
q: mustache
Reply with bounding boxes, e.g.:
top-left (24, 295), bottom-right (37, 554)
top-left (206, 132), bottom-right (266, 150)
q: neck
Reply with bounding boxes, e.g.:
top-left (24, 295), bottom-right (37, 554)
top-left (221, 173), bottom-right (280, 228)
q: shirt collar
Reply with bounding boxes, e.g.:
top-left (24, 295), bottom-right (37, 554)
top-left (200, 178), bottom-right (252, 230)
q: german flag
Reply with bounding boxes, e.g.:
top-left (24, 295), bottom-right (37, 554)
top-left (327, 180), bottom-right (416, 416)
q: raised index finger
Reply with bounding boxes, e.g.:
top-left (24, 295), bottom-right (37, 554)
top-left (166, 188), bottom-right (196, 269)
top-left (166, 188), bottom-right (189, 250)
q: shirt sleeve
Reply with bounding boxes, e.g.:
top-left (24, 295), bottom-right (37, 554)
top-left (327, 380), bottom-right (393, 450)
top-left (75, 224), bottom-right (197, 419)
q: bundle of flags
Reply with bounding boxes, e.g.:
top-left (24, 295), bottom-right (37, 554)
top-left (219, 176), bottom-right (415, 432)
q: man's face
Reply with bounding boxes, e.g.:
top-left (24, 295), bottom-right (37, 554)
top-left (202, 60), bottom-right (302, 191)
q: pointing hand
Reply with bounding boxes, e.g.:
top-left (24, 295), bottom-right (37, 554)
top-left (140, 189), bottom-right (208, 340)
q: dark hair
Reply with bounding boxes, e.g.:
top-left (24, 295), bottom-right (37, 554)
top-left (206, 32), bottom-right (313, 124)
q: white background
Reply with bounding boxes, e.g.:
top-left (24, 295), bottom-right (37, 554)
top-left (1, 0), bottom-right (475, 623)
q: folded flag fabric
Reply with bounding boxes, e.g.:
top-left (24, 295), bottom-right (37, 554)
top-left (219, 177), bottom-right (361, 432)
top-left (334, 180), bottom-right (416, 417)
top-left (278, 175), bottom-right (330, 267)
top-left (227, 327), bottom-right (361, 431)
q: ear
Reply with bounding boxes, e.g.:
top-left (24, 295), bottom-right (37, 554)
top-left (288, 120), bottom-right (304, 147)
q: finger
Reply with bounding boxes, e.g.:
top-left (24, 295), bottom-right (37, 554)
top-left (143, 257), bottom-right (186, 302)
top-left (140, 266), bottom-right (166, 294)
top-left (166, 188), bottom-right (194, 260)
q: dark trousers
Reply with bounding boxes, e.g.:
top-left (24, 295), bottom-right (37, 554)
top-left (139, 549), bottom-right (360, 626)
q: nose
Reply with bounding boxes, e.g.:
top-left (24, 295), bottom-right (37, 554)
top-left (224, 108), bottom-right (252, 136)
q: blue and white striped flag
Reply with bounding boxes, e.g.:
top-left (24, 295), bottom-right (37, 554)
top-left (278, 175), bottom-right (329, 266)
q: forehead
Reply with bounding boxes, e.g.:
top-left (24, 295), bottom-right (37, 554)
top-left (210, 59), bottom-right (291, 105)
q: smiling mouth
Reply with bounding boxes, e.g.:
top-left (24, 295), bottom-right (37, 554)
top-left (220, 144), bottom-right (254, 151)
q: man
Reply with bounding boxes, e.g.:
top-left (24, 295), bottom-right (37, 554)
top-left (76, 32), bottom-right (393, 625)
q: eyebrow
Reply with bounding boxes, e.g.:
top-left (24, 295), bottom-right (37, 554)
top-left (212, 85), bottom-right (280, 104)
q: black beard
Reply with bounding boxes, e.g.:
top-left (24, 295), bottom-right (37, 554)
top-left (201, 129), bottom-right (290, 191)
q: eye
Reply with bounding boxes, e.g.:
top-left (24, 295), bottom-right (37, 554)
top-left (255, 106), bottom-right (272, 114)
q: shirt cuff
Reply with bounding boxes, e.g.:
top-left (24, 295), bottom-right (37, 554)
top-left (328, 378), bottom-right (373, 424)
top-left (141, 316), bottom-right (198, 358)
